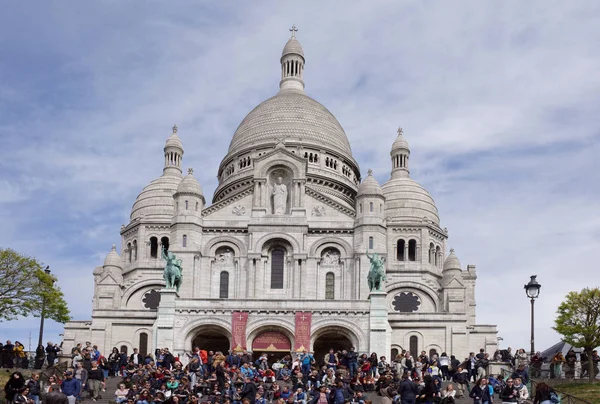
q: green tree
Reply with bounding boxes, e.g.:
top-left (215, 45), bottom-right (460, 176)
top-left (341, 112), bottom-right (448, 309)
top-left (553, 287), bottom-right (600, 382)
top-left (0, 248), bottom-right (70, 323)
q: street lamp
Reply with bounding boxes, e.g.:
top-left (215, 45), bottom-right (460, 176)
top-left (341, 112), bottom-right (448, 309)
top-left (524, 275), bottom-right (541, 360)
top-left (38, 266), bottom-right (52, 347)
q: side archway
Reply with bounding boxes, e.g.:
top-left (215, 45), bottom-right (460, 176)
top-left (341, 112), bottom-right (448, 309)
top-left (178, 317), bottom-right (233, 353)
top-left (202, 236), bottom-right (247, 257)
top-left (309, 238), bottom-right (353, 258)
top-left (310, 321), bottom-right (367, 358)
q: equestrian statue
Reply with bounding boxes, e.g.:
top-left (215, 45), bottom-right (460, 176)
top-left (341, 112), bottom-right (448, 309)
top-left (366, 249), bottom-right (386, 292)
top-left (162, 246), bottom-right (183, 293)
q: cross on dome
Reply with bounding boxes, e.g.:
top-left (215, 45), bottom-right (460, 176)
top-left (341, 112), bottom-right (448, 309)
top-left (367, 168), bottom-right (373, 176)
top-left (188, 168), bottom-right (194, 175)
top-left (397, 127), bottom-right (403, 136)
top-left (172, 124), bottom-right (178, 134)
top-left (289, 24), bottom-right (298, 38)
top-left (450, 248), bottom-right (455, 253)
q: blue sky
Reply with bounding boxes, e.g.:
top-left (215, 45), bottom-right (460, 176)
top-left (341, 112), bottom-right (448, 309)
top-left (1, 1), bottom-right (599, 353)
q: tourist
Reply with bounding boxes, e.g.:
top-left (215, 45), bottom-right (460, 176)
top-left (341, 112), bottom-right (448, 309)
top-left (60, 371), bottom-right (81, 404)
top-left (499, 378), bottom-right (518, 403)
top-left (115, 383), bottom-right (130, 403)
top-left (4, 372), bottom-right (25, 404)
top-left (87, 361), bottom-right (105, 401)
top-left (532, 382), bottom-right (557, 404)
top-left (551, 352), bottom-right (565, 379)
top-left (511, 378), bottom-right (528, 404)
top-left (438, 353), bottom-right (450, 381)
top-left (510, 365), bottom-right (529, 385)
top-left (417, 375), bottom-right (438, 404)
top-left (34, 345), bottom-right (46, 370)
top-left (46, 343), bottom-right (61, 368)
top-left (469, 378), bottom-right (491, 404)
top-left (14, 342), bottom-right (27, 369)
top-left (397, 373), bottom-right (418, 404)
top-left (25, 373), bottom-right (41, 404)
top-left (14, 386), bottom-right (31, 404)
top-left (44, 384), bottom-right (68, 404)
top-left (3, 341), bottom-right (16, 369)
top-left (452, 367), bottom-right (469, 398)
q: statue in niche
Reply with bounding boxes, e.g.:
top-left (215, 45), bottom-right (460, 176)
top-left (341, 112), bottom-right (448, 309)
top-left (321, 249), bottom-right (340, 265)
top-left (272, 176), bottom-right (288, 215)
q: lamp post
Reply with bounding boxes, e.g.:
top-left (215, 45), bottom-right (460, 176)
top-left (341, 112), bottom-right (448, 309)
top-left (38, 266), bottom-right (52, 347)
top-left (524, 275), bottom-right (541, 360)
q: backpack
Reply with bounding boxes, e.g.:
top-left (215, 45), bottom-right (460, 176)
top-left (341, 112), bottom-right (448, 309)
top-left (550, 390), bottom-right (560, 404)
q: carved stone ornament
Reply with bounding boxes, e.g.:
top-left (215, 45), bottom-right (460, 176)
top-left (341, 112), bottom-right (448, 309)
top-left (174, 316), bottom-right (189, 328)
top-left (321, 249), bottom-right (340, 265)
top-left (216, 248), bottom-right (234, 267)
top-left (311, 205), bottom-right (326, 216)
top-left (232, 204), bottom-right (246, 216)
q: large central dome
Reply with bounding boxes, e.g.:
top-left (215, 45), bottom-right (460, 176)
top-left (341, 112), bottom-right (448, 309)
top-left (228, 90), bottom-right (353, 157)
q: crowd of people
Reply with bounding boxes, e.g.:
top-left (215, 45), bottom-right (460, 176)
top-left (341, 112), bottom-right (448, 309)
top-left (4, 341), bottom-right (597, 404)
top-left (1, 340), bottom-right (63, 370)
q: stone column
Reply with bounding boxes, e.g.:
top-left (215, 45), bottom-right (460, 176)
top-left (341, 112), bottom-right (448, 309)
top-left (154, 288), bottom-right (178, 351)
top-left (369, 291), bottom-right (389, 356)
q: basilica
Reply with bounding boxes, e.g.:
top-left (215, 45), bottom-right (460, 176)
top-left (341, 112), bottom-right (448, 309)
top-left (62, 31), bottom-right (497, 362)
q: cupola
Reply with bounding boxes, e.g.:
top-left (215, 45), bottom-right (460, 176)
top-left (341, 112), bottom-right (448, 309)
top-left (279, 25), bottom-right (305, 92)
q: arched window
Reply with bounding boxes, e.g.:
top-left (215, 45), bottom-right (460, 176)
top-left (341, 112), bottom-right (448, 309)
top-left (182, 235), bottom-right (187, 248)
top-left (161, 237), bottom-right (170, 253)
top-left (368, 237), bottom-right (374, 250)
top-left (133, 240), bottom-right (137, 261)
top-left (435, 246), bottom-right (441, 267)
top-left (120, 345), bottom-right (128, 355)
top-left (408, 239), bottom-right (417, 261)
top-left (195, 201), bottom-right (199, 211)
top-left (359, 204), bottom-right (363, 214)
top-left (391, 348), bottom-right (399, 361)
top-left (369, 202), bottom-right (374, 212)
top-left (139, 333), bottom-right (148, 357)
top-left (410, 336), bottom-right (418, 358)
top-left (150, 237), bottom-right (158, 258)
top-left (325, 272), bottom-right (335, 300)
top-left (429, 348), bottom-right (438, 359)
top-left (271, 249), bottom-right (285, 289)
top-left (429, 242), bottom-right (434, 264)
top-left (219, 271), bottom-right (229, 298)
top-left (127, 243), bottom-right (132, 263)
top-left (185, 200), bottom-right (189, 210)
top-left (397, 240), bottom-right (405, 261)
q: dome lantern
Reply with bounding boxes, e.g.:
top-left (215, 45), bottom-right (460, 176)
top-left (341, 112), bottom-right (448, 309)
top-left (279, 25), bottom-right (305, 93)
top-left (163, 125), bottom-right (184, 176)
top-left (390, 127), bottom-right (410, 179)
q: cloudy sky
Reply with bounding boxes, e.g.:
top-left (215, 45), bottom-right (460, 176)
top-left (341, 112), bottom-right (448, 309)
top-left (1, 1), bottom-right (599, 353)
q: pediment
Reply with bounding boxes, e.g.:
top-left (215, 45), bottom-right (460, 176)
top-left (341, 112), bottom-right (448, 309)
top-left (444, 276), bottom-right (465, 288)
top-left (99, 273), bottom-right (119, 285)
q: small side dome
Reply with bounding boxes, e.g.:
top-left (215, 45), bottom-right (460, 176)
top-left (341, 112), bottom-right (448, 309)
top-left (103, 245), bottom-right (122, 268)
top-left (176, 168), bottom-right (204, 197)
top-left (357, 169), bottom-right (383, 197)
top-left (443, 248), bottom-right (462, 271)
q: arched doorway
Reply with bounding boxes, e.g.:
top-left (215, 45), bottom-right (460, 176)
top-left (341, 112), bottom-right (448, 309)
top-left (191, 326), bottom-right (230, 354)
top-left (251, 331), bottom-right (291, 365)
top-left (313, 331), bottom-right (353, 367)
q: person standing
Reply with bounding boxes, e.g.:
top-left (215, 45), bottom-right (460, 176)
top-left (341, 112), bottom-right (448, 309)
top-left (34, 345), bottom-right (45, 370)
top-left (346, 348), bottom-right (359, 379)
top-left (4, 371), bottom-right (25, 404)
top-left (86, 361), bottom-right (104, 402)
top-left (398, 373), bottom-right (418, 404)
top-left (4, 341), bottom-right (15, 368)
top-left (469, 378), bottom-right (491, 404)
top-left (60, 371), bottom-right (81, 404)
top-left (26, 373), bottom-right (41, 404)
top-left (45, 343), bottom-right (60, 368)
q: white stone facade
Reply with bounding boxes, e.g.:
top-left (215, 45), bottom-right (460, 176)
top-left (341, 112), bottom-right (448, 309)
top-left (62, 33), bottom-right (497, 362)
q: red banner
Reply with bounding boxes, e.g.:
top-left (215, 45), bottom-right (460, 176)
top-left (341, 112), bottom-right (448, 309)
top-left (252, 331), bottom-right (291, 351)
top-left (294, 311), bottom-right (312, 352)
top-left (231, 312), bottom-right (248, 352)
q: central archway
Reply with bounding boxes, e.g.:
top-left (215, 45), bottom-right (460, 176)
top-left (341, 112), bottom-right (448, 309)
top-left (251, 330), bottom-right (291, 365)
top-left (313, 331), bottom-right (352, 368)
top-left (191, 325), bottom-right (231, 354)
